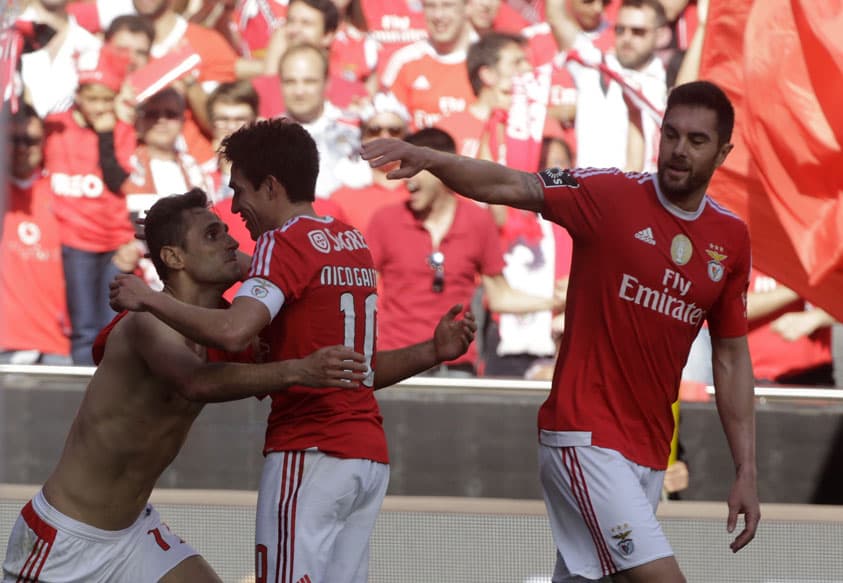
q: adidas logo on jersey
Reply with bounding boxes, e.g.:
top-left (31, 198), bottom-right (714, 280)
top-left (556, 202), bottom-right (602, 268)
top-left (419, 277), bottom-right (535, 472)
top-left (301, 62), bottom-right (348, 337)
top-left (412, 75), bottom-right (431, 90)
top-left (634, 227), bottom-right (656, 245)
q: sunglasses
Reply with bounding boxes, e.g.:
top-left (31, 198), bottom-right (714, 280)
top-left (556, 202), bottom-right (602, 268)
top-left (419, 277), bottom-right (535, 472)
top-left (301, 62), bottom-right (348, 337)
top-left (364, 124), bottom-right (405, 138)
top-left (140, 108), bottom-right (182, 121)
top-left (614, 24), bottom-right (653, 37)
top-left (428, 251), bottom-right (445, 293)
top-left (11, 135), bottom-right (43, 147)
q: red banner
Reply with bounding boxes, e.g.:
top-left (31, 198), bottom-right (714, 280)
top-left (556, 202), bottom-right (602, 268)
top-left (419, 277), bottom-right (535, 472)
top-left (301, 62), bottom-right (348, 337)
top-left (700, 0), bottom-right (843, 320)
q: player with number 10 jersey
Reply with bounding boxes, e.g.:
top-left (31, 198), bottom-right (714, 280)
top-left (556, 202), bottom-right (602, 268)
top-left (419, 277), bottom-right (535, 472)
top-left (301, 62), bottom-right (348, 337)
top-left (241, 214), bottom-right (387, 463)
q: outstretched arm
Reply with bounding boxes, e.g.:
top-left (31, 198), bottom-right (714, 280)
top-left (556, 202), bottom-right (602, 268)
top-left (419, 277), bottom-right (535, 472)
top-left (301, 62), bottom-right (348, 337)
top-left (374, 304), bottom-right (477, 389)
top-left (360, 139), bottom-right (545, 212)
top-left (545, 0), bottom-right (582, 52)
top-left (110, 274), bottom-right (270, 353)
top-left (710, 334), bottom-right (760, 553)
top-left (132, 312), bottom-right (368, 402)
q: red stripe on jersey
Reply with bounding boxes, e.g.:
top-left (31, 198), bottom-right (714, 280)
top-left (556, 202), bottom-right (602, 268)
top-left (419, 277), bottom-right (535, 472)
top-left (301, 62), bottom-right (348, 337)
top-left (19, 501), bottom-right (57, 582)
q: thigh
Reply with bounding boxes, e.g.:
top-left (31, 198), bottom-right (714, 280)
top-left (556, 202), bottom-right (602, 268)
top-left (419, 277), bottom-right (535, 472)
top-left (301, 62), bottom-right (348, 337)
top-left (128, 506), bottom-right (202, 582)
top-left (539, 445), bottom-right (674, 581)
top-left (324, 461), bottom-right (389, 583)
top-left (256, 451), bottom-right (366, 583)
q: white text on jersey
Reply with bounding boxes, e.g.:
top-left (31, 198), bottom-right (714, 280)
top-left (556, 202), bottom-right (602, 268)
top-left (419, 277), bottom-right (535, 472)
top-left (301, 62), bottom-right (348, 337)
top-left (619, 273), bottom-right (705, 326)
top-left (320, 265), bottom-right (378, 288)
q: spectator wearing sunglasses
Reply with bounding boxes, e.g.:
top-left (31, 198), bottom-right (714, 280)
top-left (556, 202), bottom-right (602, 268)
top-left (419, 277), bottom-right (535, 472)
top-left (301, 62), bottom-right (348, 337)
top-left (547, 0), bottom-right (670, 172)
top-left (126, 88), bottom-right (213, 202)
top-left (0, 104), bottom-right (71, 366)
top-left (123, 88), bottom-right (215, 287)
top-left (366, 128), bottom-right (562, 377)
top-left (329, 92), bottom-right (412, 238)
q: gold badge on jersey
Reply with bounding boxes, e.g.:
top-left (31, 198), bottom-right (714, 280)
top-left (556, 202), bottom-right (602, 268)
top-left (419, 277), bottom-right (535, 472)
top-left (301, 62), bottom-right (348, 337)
top-left (706, 245), bottom-right (728, 282)
top-left (670, 234), bottom-right (693, 266)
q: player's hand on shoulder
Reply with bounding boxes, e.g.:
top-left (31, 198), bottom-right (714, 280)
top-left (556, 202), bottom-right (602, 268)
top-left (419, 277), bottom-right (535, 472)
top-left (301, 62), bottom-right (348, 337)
top-left (433, 304), bottom-right (477, 363)
top-left (109, 273), bottom-right (154, 312)
top-left (296, 345), bottom-right (368, 388)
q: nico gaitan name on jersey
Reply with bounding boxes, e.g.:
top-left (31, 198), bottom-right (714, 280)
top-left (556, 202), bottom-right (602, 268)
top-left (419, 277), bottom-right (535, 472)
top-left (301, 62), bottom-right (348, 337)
top-left (306, 226), bottom-right (378, 289)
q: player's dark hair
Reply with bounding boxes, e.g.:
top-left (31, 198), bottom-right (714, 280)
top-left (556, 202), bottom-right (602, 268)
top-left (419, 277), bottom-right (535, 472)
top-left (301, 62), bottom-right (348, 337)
top-left (219, 118), bottom-right (319, 203)
top-left (666, 81), bottom-right (735, 145)
top-left (405, 127), bottom-right (457, 155)
top-left (104, 14), bottom-right (155, 44)
top-left (467, 32), bottom-right (525, 96)
top-left (289, 0), bottom-right (340, 34)
top-left (145, 188), bottom-right (209, 281)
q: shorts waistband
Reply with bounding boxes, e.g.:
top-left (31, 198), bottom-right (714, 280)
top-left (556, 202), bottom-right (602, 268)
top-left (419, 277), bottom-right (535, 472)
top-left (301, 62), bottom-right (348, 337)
top-left (32, 490), bottom-right (151, 543)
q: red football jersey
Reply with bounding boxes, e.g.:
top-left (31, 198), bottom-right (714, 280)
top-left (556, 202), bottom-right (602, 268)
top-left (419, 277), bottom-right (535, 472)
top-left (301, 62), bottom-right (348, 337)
top-left (361, 0), bottom-right (428, 75)
top-left (43, 111), bottom-right (135, 252)
top-left (0, 177), bottom-right (69, 355)
top-left (381, 40), bottom-right (474, 130)
top-left (537, 168), bottom-right (751, 469)
top-left (242, 215), bottom-right (387, 462)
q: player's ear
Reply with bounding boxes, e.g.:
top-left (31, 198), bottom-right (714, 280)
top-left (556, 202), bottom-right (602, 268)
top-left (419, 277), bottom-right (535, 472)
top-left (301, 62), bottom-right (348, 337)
top-left (264, 176), bottom-right (288, 201)
top-left (160, 245), bottom-right (185, 271)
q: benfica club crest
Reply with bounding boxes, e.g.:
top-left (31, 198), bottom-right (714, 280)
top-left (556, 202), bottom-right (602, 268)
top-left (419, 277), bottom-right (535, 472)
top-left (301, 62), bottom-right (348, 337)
top-left (611, 524), bottom-right (635, 556)
top-left (706, 246), bottom-right (728, 282)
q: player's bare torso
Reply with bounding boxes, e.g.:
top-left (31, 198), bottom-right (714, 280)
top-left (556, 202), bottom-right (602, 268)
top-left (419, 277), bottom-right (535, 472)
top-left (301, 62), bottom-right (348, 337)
top-left (43, 313), bottom-right (206, 531)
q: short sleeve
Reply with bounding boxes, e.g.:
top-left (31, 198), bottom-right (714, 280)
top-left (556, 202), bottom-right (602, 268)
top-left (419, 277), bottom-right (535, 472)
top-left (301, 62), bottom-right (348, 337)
top-left (538, 168), bottom-right (605, 239)
top-left (707, 226), bottom-right (751, 339)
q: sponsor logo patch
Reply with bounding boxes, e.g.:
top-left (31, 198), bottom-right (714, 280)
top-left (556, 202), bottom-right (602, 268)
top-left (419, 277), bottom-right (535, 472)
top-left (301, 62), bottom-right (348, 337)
top-left (670, 234), bottom-right (693, 266)
top-left (308, 229), bottom-right (332, 254)
top-left (538, 168), bottom-right (579, 188)
top-left (634, 227), bottom-right (656, 245)
top-left (250, 283), bottom-right (269, 299)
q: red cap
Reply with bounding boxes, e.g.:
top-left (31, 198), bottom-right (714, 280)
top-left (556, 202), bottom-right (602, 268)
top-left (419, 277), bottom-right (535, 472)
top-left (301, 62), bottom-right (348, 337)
top-left (77, 45), bottom-right (131, 93)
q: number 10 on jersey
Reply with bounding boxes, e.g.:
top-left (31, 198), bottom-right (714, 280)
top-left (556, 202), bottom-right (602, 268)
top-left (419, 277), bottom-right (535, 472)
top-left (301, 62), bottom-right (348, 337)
top-left (340, 292), bottom-right (377, 387)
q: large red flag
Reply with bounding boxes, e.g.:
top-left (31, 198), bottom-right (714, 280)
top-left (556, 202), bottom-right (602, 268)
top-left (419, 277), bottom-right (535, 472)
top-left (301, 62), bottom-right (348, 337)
top-left (700, 0), bottom-right (843, 321)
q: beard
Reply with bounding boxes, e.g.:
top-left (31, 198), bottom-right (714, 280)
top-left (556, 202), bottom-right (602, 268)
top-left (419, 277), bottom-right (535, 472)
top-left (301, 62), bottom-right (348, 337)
top-left (657, 159), bottom-right (714, 202)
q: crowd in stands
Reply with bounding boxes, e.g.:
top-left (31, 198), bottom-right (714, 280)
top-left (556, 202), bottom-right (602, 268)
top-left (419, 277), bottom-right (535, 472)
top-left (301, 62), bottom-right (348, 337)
top-left (0, 0), bottom-right (838, 389)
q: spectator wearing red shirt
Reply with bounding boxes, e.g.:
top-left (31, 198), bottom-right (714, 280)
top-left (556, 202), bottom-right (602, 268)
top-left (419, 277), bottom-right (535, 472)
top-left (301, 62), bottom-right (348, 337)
top-left (380, 0), bottom-right (478, 130)
top-left (436, 31), bottom-right (532, 161)
top-left (258, 0), bottom-right (371, 115)
top-left (43, 47), bottom-right (137, 364)
top-left (361, 0), bottom-right (428, 76)
top-left (132, 0), bottom-right (245, 163)
top-left (0, 104), bottom-right (71, 365)
top-left (367, 128), bottom-right (559, 375)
